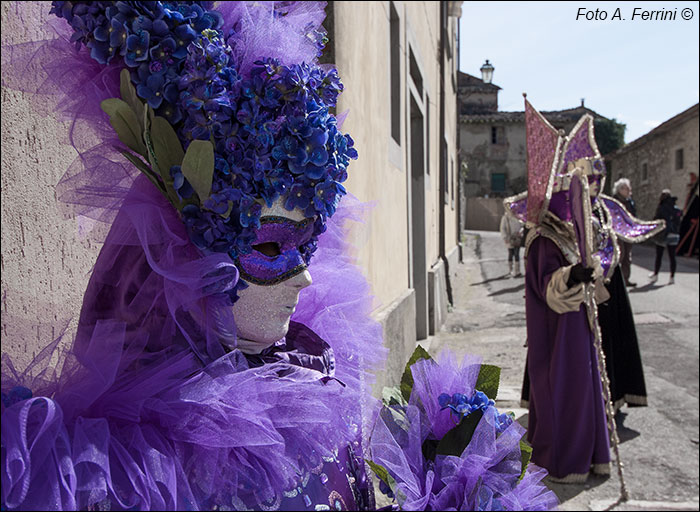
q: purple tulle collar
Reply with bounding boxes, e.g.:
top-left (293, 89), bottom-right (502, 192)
top-left (243, 321), bottom-right (344, 386)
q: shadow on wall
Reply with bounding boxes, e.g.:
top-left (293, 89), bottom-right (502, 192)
top-left (465, 197), bottom-right (505, 231)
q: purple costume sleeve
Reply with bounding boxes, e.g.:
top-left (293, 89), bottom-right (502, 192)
top-left (601, 195), bottom-right (665, 243)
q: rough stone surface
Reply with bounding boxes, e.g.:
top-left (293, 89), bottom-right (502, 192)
top-left (1, 2), bottom-right (100, 371)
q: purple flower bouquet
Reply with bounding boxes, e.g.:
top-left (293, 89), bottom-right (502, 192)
top-left (368, 347), bottom-right (559, 511)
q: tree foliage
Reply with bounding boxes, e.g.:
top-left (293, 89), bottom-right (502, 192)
top-left (594, 118), bottom-right (626, 156)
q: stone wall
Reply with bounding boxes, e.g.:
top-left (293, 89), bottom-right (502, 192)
top-left (608, 105), bottom-right (699, 220)
top-left (1, 2), bottom-right (99, 370)
top-left (459, 122), bottom-right (527, 198)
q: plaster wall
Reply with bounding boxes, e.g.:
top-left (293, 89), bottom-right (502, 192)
top-left (443, 15), bottom-right (460, 253)
top-left (1, 2), bottom-right (100, 371)
top-left (336, 1), bottom-right (460, 309)
top-left (334, 1), bottom-right (410, 311)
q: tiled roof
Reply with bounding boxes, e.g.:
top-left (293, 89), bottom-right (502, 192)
top-left (458, 71), bottom-right (501, 91)
top-left (460, 106), bottom-right (606, 124)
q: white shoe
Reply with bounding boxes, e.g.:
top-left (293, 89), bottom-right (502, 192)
top-left (668, 276), bottom-right (675, 285)
top-left (648, 273), bottom-right (658, 284)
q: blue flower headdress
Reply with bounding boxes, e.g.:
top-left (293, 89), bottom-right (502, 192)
top-left (51, 1), bottom-right (357, 267)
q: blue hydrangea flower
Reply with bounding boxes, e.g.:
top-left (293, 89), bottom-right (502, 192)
top-left (170, 165), bottom-right (194, 200)
top-left (125, 30), bottom-right (150, 67)
top-left (53, 1), bottom-right (357, 278)
top-left (439, 390), bottom-right (498, 422)
top-left (137, 73), bottom-right (166, 108)
top-left (239, 196), bottom-right (262, 229)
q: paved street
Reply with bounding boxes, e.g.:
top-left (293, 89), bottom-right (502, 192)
top-left (423, 230), bottom-right (699, 511)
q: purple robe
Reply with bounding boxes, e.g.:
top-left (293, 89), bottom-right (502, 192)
top-left (525, 235), bottom-right (610, 479)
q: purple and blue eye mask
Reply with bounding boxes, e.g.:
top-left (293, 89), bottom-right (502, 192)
top-left (234, 216), bottom-right (315, 285)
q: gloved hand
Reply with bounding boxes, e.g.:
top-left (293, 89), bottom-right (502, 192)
top-left (567, 263), bottom-right (594, 287)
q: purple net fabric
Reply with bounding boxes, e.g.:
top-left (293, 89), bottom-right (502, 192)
top-left (368, 351), bottom-right (559, 511)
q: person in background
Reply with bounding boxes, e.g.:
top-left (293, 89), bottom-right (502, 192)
top-left (649, 189), bottom-right (683, 285)
top-left (500, 211), bottom-right (524, 277)
top-left (613, 178), bottom-right (637, 287)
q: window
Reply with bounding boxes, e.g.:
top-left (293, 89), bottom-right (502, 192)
top-left (675, 148), bottom-right (684, 170)
top-left (390, 2), bottom-right (400, 143)
top-left (491, 173), bottom-right (506, 193)
top-left (491, 126), bottom-right (505, 145)
top-left (409, 48), bottom-right (423, 96)
top-left (641, 162), bottom-right (648, 182)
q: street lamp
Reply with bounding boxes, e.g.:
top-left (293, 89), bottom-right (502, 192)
top-left (480, 59), bottom-right (494, 84)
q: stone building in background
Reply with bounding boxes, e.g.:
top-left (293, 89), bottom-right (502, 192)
top-left (606, 103), bottom-right (699, 221)
top-left (458, 66), bottom-right (613, 230)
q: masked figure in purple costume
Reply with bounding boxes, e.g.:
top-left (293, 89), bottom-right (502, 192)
top-left (511, 100), bottom-right (614, 483)
top-left (507, 108), bottom-right (665, 436)
top-left (1, 2), bottom-right (383, 510)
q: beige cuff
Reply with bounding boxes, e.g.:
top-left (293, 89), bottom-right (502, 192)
top-left (546, 265), bottom-right (585, 314)
top-left (592, 258), bottom-right (611, 304)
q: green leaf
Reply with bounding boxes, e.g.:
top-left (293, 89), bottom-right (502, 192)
top-left (519, 439), bottom-right (533, 481)
top-left (181, 139), bottom-right (215, 204)
top-left (117, 149), bottom-right (167, 197)
top-left (435, 409), bottom-right (483, 457)
top-left (147, 116), bottom-right (185, 207)
top-left (101, 98), bottom-right (147, 158)
top-left (119, 69), bottom-right (145, 131)
top-left (382, 386), bottom-right (407, 407)
top-left (400, 345), bottom-right (433, 402)
top-left (365, 459), bottom-right (402, 500)
top-left (474, 364), bottom-right (501, 401)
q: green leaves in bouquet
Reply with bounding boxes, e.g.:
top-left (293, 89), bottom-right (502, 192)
top-left (434, 408), bottom-right (484, 458)
top-left (519, 439), bottom-right (533, 481)
top-left (119, 68), bottom-right (146, 134)
top-left (474, 364), bottom-right (501, 401)
top-left (101, 69), bottom-right (220, 214)
top-left (146, 116), bottom-right (187, 208)
top-left (101, 98), bottom-right (147, 158)
top-left (181, 139), bottom-right (215, 205)
top-left (400, 345), bottom-right (433, 403)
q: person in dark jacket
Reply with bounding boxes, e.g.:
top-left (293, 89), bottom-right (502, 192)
top-left (649, 189), bottom-right (683, 285)
top-left (613, 178), bottom-right (638, 286)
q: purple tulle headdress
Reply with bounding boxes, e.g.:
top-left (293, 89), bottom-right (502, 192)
top-left (2, 2), bottom-right (386, 510)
